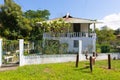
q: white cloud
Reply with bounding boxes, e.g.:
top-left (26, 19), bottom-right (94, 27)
top-left (96, 13), bottom-right (120, 30)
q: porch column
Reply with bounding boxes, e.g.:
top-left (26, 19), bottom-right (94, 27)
top-left (93, 23), bottom-right (96, 32)
top-left (88, 23), bottom-right (91, 37)
top-left (92, 36), bottom-right (96, 52)
top-left (0, 39), bottom-right (2, 67)
top-left (93, 22), bottom-right (96, 52)
top-left (19, 39), bottom-right (24, 66)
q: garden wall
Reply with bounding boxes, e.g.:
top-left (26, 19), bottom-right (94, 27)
top-left (20, 54), bottom-right (77, 66)
top-left (20, 53), bottom-right (120, 66)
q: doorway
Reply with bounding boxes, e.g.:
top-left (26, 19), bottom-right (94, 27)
top-left (73, 23), bottom-right (81, 32)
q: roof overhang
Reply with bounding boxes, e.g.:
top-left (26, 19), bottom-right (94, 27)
top-left (36, 14), bottom-right (102, 24)
top-left (45, 18), bottom-right (101, 24)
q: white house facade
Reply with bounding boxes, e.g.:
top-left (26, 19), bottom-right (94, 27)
top-left (41, 14), bottom-right (98, 53)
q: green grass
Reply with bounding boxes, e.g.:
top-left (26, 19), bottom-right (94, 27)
top-left (0, 60), bottom-right (120, 80)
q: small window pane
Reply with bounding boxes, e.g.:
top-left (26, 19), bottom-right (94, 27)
top-left (74, 40), bottom-right (78, 48)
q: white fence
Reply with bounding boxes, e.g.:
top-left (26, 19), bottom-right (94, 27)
top-left (20, 53), bottom-right (120, 66)
top-left (0, 39), bottom-right (120, 67)
top-left (20, 54), bottom-right (77, 66)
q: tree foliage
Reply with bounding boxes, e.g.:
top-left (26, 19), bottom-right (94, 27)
top-left (0, 0), bottom-right (51, 40)
top-left (23, 10), bottom-right (50, 20)
top-left (41, 19), bottom-right (70, 33)
top-left (96, 27), bottom-right (117, 52)
top-left (0, 0), bottom-right (32, 40)
top-left (29, 19), bottom-right (70, 40)
top-left (23, 10), bottom-right (50, 40)
top-left (96, 28), bottom-right (116, 44)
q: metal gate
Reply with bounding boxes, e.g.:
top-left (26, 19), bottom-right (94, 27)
top-left (2, 40), bottom-right (19, 67)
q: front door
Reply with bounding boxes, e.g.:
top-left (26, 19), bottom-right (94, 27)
top-left (73, 23), bottom-right (81, 32)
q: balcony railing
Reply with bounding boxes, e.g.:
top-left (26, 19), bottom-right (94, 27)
top-left (43, 32), bottom-right (96, 38)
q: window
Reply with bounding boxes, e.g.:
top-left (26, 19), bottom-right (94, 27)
top-left (74, 40), bottom-right (79, 48)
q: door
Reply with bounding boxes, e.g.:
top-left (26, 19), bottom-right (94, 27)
top-left (73, 23), bottom-right (81, 32)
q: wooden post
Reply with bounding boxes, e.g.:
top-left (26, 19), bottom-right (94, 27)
top-left (90, 56), bottom-right (93, 72)
top-left (108, 54), bottom-right (111, 69)
top-left (92, 52), bottom-right (96, 65)
top-left (76, 53), bottom-right (79, 67)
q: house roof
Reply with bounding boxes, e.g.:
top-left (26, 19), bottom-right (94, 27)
top-left (47, 13), bottom-right (99, 24)
top-left (37, 13), bottom-right (101, 24)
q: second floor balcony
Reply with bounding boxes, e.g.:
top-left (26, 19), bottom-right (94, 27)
top-left (43, 32), bottom-right (96, 38)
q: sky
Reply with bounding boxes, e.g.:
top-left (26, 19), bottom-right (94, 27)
top-left (0, 0), bottom-right (120, 29)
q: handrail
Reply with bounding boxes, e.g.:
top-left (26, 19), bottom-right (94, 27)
top-left (43, 32), bottom-right (96, 38)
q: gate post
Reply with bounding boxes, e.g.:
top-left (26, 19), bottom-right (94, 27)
top-left (19, 39), bottom-right (24, 66)
top-left (0, 39), bottom-right (2, 67)
top-left (78, 40), bottom-right (82, 54)
top-left (78, 40), bottom-right (82, 60)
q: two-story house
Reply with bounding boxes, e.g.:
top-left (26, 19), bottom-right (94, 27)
top-left (40, 14), bottom-right (98, 53)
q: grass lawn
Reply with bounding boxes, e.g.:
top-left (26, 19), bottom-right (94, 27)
top-left (0, 60), bottom-right (120, 80)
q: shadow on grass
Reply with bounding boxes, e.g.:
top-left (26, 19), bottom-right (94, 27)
top-left (74, 66), bottom-right (91, 73)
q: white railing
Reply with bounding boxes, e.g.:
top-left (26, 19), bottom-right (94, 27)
top-left (43, 32), bottom-right (96, 38)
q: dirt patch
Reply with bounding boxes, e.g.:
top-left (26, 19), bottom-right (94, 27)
top-left (43, 68), bottom-right (52, 73)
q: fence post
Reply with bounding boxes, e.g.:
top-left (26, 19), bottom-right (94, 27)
top-left (108, 54), bottom-right (111, 69)
top-left (19, 39), bottom-right (24, 66)
top-left (76, 53), bottom-right (79, 67)
top-left (78, 40), bottom-right (82, 54)
top-left (90, 56), bottom-right (93, 72)
top-left (0, 39), bottom-right (2, 67)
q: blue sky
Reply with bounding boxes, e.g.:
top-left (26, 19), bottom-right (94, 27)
top-left (0, 0), bottom-right (120, 19)
top-left (1, 0), bottom-right (120, 29)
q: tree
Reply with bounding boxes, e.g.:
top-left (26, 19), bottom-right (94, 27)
top-left (23, 10), bottom-right (50, 20)
top-left (0, 0), bottom-right (32, 40)
top-left (41, 19), bottom-right (70, 33)
top-left (96, 27), bottom-right (116, 44)
top-left (23, 10), bottom-right (50, 40)
top-left (114, 28), bottom-right (120, 35)
top-left (29, 19), bottom-right (70, 40)
top-left (96, 27), bottom-right (116, 52)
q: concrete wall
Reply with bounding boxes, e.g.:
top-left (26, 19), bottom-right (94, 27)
top-left (20, 54), bottom-right (77, 66)
top-left (81, 23), bottom-right (89, 32)
top-left (59, 37), bottom-right (95, 53)
top-left (20, 53), bottom-right (120, 66)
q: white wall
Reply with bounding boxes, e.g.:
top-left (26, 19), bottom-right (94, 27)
top-left (20, 54), bottom-right (76, 66)
top-left (20, 53), bottom-right (120, 66)
top-left (81, 23), bottom-right (89, 32)
top-left (0, 39), bottom-right (2, 67)
top-left (59, 37), bottom-right (95, 53)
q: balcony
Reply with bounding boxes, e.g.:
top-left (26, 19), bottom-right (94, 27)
top-left (43, 32), bottom-right (96, 38)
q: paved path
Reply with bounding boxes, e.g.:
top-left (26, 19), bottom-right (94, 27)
top-left (0, 64), bottom-right (18, 72)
